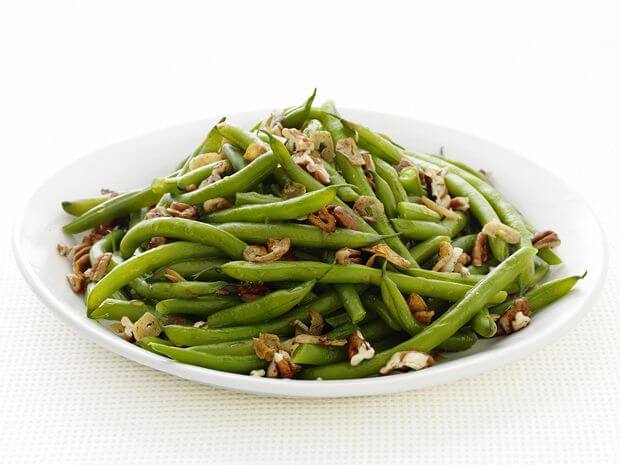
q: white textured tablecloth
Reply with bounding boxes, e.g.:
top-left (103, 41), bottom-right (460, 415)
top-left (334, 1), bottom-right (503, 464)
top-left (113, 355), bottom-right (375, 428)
top-left (2, 1), bottom-right (619, 463)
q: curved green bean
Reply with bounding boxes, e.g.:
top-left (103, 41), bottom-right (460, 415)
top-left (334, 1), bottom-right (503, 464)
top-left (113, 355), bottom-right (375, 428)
top-left (62, 196), bottom-right (109, 217)
top-left (155, 295), bottom-right (241, 317)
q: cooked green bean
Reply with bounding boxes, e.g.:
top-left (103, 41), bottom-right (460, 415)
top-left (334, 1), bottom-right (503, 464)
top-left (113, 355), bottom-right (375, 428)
top-left (391, 213), bottom-right (469, 240)
top-left (398, 166), bottom-right (423, 196)
top-left (436, 329), bottom-right (477, 352)
top-left (469, 308), bottom-right (497, 338)
top-left (149, 258), bottom-right (229, 282)
top-left (235, 191), bottom-right (280, 206)
top-left (90, 298), bottom-right (155, 321)
top-left (335, 284), bottom-right (367, 324)
top-left (155, 295), bottom-right (240, 317)
top-left (62, 196), bottom-right (109, 217)
top-left (410, 236), bottom-right (451, 263)
top-left (189, 339), bottom-right (255, 356)
top-left (397, 201), bottom-right (441, 222)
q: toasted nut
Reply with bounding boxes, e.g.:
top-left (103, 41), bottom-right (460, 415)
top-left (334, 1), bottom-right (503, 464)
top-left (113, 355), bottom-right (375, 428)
top-left (57, 242), bottom-right (71, 257)
top-left (200, 160), bottom-right (229, 187)
top-left (448, 196), bottom-right (470, 211)
top-left (267, 350), bottom-right (300, 378)
top-left (283, 128), bottom-right (314, 155)
top-left (89, 252), bottom-right (112, 282)
top-left (292, 334), bottom-right (347, 346)
top-left (189, 152), bottom-right (223, 170)
top-left (454, 252), bottom-right (471, 277)
top-left (360, 152), bottom-right (375, 171)
top-left (262, 110), bottom-right (285, 136)
top-left (165, 315), bottom-right (193, 327)
top-left (73, 253), bottom-right (91, 278)
top-left (249, 369), bottom-right (266, 377)
top-left (348, 330), bottom-right (375, 366)
top-left (379, 350), bottom-right (434, 375)
top-left (423, 168), bottom-right (450, 205)
top-left (185, 183), bottom-right (197, 192)
top-left (252, 333), bottom-right (281, 361)
top-left (421, 196), bottom-right (461, 220)
top-left (72, 243), bottom-right (91, 262)
top-left (281, 181), bottom-right (306, 199)
top-left (147, 236), bottom-right (168, 249)
top-left (167, 201), bottom-right (199, 219)
top-left (364, 170), bottom-right (375, 189)
top-left (309, 130), bottom-right (335, 161)
top-left (407, 293), bottom-right (434, 324)
top-left (66, 273), bottom-right (86, 293)
top-left (290, 309), bottom-right (325, 336)
top-left (243, 143), bottom-right (269, 161)
top-left (335, 137), bottom-right (365, 166)
top-left (335, 247), bottom-right (362, 265)
top-left (292, 152), bottom-right (331, 184)
top-left (363, 243), bottom-right (411, 269)
top-left (193, 320), bottom-right (207, 328)
top-left (237, 282), bottom-right (270, 302)
top-left (163, 269), bottom-right (185, 283)
top-left (243, 245), bottom-right (268, 262)
top-left (120, 316), bottom-right (134, 341)
top-left (203, 197), bottom-right (233, 214)
top-left (433, 241), bottom-right (467, 273)
top-left (482, 220), bottom-right (521, 244)
top-left (244, 237), bottom-right (291, 263)
top-left (308, 207), bottom-right (337, 233)
top-left (132, 312), bottom-right (161, 341)
top-left (330, 205), bottom-right (360, 231)
top-left (394, 159), bottom-right (413, 172)
top-left (532, 230), bottom-right (561, 249)
top-left (144, 206), bottom-right (170, 220)
top-left (471, 232), bottom-right (489, 266)
top-left (499, 298), bottom-right (531, 334)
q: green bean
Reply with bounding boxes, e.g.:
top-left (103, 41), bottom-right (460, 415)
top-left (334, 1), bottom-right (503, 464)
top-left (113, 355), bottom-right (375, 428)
top-left (164, 290), bottom-right (342, 346)
top-left (149, 258), bottom-right (229, 282)
top-left (155, 296), bottom-right (241, 317)
top-left (323, 161), bottom-right (360, 202)
top-left (63, 188), bottom-right (160, 234)
top-left (361, 294), bottom-right (402, 330)
top-left (397, 201), bottom-right (441, 222)
top-left (89, 229), bottom-right (125, 263)
top-left (371, 170), bottom-right (398, 218)
top-left (410, 236), bottom-right (451, 263)
top-left (205, 185), bottom-right (342, 223)
top-left (221, 261), bottom-right (507, 303)
top-left (128, 279), bottom-right (229, 301)
top-left (391, 213), bottom-right (469, 240)
top-left (380, 268), bottom-right (424, 335)
top-left (150, 343), bottom-right (267, 374)
top-left (282, 88), bottom-right (316, 128)
top-left (174, 161), bottom-right (225, 190)
top-left (537, 248), bottom-right (563, 266)
top-left (137, 336), bottom-right (173, 353)
top-left (62, 196), bottom-right (109, 217)
top-left (235, 192), bottom-right (280, 206)
top-left (216, 122), bottom-right (265, 151)
top-left (326, 310), bottom-right (377, 328)
top-left (398, 166), bottom-right (423, 196)
top-left (469, 308), bottom-right (497, 338)
top-left (300, 247), bottom-right (536, 379)
top-left (436, 329), bottom-right (477, 352)
top-left (119, 217), bottom-right (246, 259)
top-left (490, 273), bottom-right (585, 315)
top-left (189, 339), bottom-right (255, 356)
top-left (216, 222), bottom-right (390, 249)
top-left (221, 143), bottom-right (248, 172)
top-left (207, 280), bottom-right (316, 328)
top-left (334, 153), bottom-right (374, 196)
top-left (87, 242), bottom-right (221, 310)
top-left (327, 318), bottom-right (395, 342)
top-left (373, 157), bottom-right (408, 204)
top-left (335, 284), bottom-right (367, 324)
top-left (173, 152), bottom-right (277, 205)
top-left (90, 298), bottom-right (154, 321)
top-left (338, 118), bottom-right (403, 164)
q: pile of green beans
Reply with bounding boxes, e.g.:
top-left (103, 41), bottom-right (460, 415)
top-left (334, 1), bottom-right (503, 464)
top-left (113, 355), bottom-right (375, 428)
top-left (60, 92), bottom-right (581, 380)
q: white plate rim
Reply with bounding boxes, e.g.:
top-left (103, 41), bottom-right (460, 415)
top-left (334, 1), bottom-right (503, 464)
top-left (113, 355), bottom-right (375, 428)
top-left (13, 108), bottom-right (608, 398)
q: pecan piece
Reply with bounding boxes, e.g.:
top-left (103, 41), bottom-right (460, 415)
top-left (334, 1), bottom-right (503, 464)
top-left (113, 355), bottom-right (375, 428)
top-left (292, 152), bottom-right (330, 184)
top-left (433, 241), bottom-right (468, 274)
top-left (290, 309), bottom-right (325, 336)
top-left (379, 350), bottom-right (434, 375)
top-left (471, 232), bottom-right (489, 266)
top-left (267, 350), bottom-right (300, 379)
top-left (203, 197), bottom-right (232, 214)
top-left (394, 159), bottom-right (413, 172)
top-left (243, 238), bottom-right (291, 263)
top-left (66, 273), bottom-right (86, 293)
top-left (448, 196), bottom-right (470, 211)
top-left (308, 207), bottom-right (337, 233)
top-left (348, 330), bottom-right (375, 366)
top-left (532, 230), bottom-right (561, 249)
top-left (147, 236), bottom-right (168, 249)
top-left (407, 293), bottom-right (434, 324)
top-left (282, 128), bottom-right (314, 157)
top-left (482, 220), bottom-right (521, 244)
top-left (362, 243), bottom-right (411, 269)
top-left (253, 333), bottom-right (281, 361)
top-left (244, 143), bottom-right (269, 161)
top-left (335, 247), bottom-right (362, 265)
top-left (498, 298), bottom-right (531, 334)
top-left (353, 196), bottom-right (386, 224)
top-left (163, 269), bottom-right (185, 283)
top-left (189, 152), bottom-right (224, 170)
top-left (421, 196), bottom-right (461, 220)
top-left (309, 130), bottom-right (335, 161)
top-left (329, 205), bottom-right (360, 231)
top-left (89, 252), bottom-right (112, 282)
top-left (335, 137), bottom-right (365, 166)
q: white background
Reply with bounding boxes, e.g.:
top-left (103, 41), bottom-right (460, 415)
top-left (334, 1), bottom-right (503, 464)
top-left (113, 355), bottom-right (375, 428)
top-left (1, 1), bottom-right (619, 464)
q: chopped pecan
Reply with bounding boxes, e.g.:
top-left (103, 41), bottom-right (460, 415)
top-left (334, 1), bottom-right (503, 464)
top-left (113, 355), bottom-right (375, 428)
top-left (420, 196), bottom-right (461, 220)
top-left (335, 137), bottom-right (365, 166)
top-left (262, 110), bottom-right (285, 136)
top-left (407, 293), bottom-right (434, 324)
top-left (379, 350), bottom-right (434, 375)
top-left (348, 330), bottom-right (375, 366)
top-left (433, 241), bottom-right (468, 274)
top-left (290, 309), bottom-right (325, 336)
top-left (482, 220), bottom-right (521, 244)
top-left (309, 130), bottom-right (335, 161)
top-left (498, 298), bottom-right (531, 334)
top-left (66, 273), bottom-right (86, 293)
top-left (282, 128), bottom-right (314, 157)
top-left (471, 232), bottom-right (490, 266)
top-left (144, 206), bottom-right (170, 220)
top-left (532, 230), bottom-right (561, 249)
top-left (363, 243), bottom-right (411, 269)
top-left (253, 333), bottom-right (281, 361)
top-left (200, 160), bottom-right (229, 187)
top-left (335, 248), bottom-right (362, 265)
top-left (120, 316), bottom-right (135, 341)
top-left (243, 238), bottom-right (291, 263)
top-left (203, 197), bottom-right (232, 214)
top-left (73, 253), bottom-right (91, 278)
top-left (267, 350), bottom-right (300, 379)
top-left (237, 282), bottom-right (270, 302)
top-left (89, 252), bottom-right (112, 282)
top-left (244, 143), bottom-right (269, 161)
top-left (292, 152), bottom-right (330, 184)
top-left (147, 236), bottom-right (168, 249)
top-left (189, 152), bottom-right (223, 170)
top-left (448, 196), bottom-right (470, 211)
top-left (423, 168), bottom-right (450, 206)
top-left (394, 159), bottom-right (413, 172)
top-left (329, 205), bottom-right (360, 231)
top-left (308, 207), bottom-right (337, 233)
top-left (360, 152), bottom-right (375, 171)
top-left (57, 242), bottom-right (71, 256)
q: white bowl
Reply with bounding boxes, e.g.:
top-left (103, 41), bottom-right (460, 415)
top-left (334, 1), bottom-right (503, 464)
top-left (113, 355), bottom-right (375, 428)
top-left (13, 109), bottom-right (607, 398)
